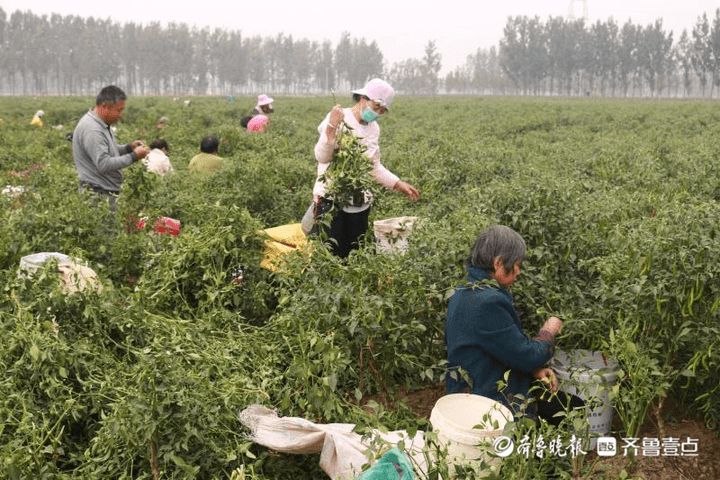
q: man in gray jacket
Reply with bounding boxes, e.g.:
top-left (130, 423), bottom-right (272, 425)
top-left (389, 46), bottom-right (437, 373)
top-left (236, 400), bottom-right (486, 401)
top-left (72, 85), bottom-right (148, 211)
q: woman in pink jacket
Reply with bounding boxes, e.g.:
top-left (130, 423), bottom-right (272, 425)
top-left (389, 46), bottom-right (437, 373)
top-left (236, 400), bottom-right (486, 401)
top-left (304, 78), bottom-right (420, 258)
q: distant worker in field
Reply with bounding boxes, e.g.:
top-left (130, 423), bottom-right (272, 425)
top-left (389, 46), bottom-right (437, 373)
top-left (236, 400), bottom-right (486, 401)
top-left (445, 225), bottom-right (584, 425)
top-left (72, 85), bottom-right (148, 211)
top-left (143, 138), bottom-right (173, 176)
top-left (30, 110), bottom-right (44, 127)
top-left (247, 114), bottom-right (270, 133)
top-left (187, 135), bottom-right (222, 173)
top-left (303, 78), bottom-right (420, 258)
top-left (253, 94), bottom-right (274, 115)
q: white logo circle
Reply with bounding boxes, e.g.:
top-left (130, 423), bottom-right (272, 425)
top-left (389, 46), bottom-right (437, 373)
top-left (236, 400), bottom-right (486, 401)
top-left (493, 436), bottom-right (514, 457)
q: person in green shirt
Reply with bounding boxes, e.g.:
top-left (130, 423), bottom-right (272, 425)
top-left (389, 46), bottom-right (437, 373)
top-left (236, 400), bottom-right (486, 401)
top-left (187, 135), bottom-right (222, 173)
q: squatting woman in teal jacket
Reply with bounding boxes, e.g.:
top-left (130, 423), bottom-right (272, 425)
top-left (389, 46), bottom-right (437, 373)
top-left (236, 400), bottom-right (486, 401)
top-left (445, 225), bottom-right (583, 425)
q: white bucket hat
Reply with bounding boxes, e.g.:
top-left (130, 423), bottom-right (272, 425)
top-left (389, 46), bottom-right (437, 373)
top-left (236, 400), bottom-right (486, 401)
top-left (256, 94), bottom-right (274, 106)
top-left (352, 78), bottom-right (395, 109)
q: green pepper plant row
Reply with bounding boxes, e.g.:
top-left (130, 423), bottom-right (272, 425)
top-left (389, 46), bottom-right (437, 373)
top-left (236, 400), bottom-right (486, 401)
top-left (0, 95), bottom-right (718, 478)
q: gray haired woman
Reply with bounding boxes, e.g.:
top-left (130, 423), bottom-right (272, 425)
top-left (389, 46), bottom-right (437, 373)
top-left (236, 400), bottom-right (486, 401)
top-left (445, 225), bottom-right (583, 425)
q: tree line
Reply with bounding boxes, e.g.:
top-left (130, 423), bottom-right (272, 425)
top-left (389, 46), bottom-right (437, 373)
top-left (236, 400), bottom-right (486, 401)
top-left (481, 10), bottom-right (720, 98)
top-left (1, 7), bottom-right (719, 97)
top-left (0, 8), bottom-right (391, 96)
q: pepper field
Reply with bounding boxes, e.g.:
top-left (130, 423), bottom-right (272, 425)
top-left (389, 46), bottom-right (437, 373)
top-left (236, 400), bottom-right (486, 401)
top-left (1, 95), bottom-right (719, 479)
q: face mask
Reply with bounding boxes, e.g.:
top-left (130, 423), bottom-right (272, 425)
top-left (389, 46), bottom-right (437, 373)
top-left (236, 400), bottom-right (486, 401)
top-left (361, 105), bottom-right (380, 123)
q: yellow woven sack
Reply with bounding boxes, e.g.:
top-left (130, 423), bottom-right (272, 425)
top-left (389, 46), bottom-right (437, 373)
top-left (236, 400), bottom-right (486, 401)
top-left (259, 223), bottom-right (309, 272)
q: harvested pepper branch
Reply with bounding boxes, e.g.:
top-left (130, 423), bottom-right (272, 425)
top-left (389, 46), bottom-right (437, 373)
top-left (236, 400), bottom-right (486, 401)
top-left (319, 125), bottom-right (378, 209)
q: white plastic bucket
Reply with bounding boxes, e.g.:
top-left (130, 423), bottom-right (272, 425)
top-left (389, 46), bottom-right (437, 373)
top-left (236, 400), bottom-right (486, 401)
top-left (2, 185), bottom-right (25, 199)
top-left (19, 252), bottom-right (71, 275)
top-left (19, 252), bottom-right (100, 293)
top-left (373, 216), bottom-right (418, 254)
top-left (429, 393), bottom-right (512, 472)
top-left (552, 350), bottom-right (618, 449)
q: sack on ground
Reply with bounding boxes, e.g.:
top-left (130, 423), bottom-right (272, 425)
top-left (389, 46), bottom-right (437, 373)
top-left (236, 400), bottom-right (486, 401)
top-left (373, 216), bottom-right (419, 254)
top-left (239, 404), bottom-right (427, 479)
top-left (259, 223), bottom-right (310, 272)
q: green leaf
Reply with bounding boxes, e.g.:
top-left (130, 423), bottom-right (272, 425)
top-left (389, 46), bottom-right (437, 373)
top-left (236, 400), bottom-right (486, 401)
top-left (29, 344), bottom-right (40, 362)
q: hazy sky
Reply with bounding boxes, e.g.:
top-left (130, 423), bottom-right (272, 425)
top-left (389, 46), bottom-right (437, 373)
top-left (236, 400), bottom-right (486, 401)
top-left (1, 0), bottom-right (718, 75)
